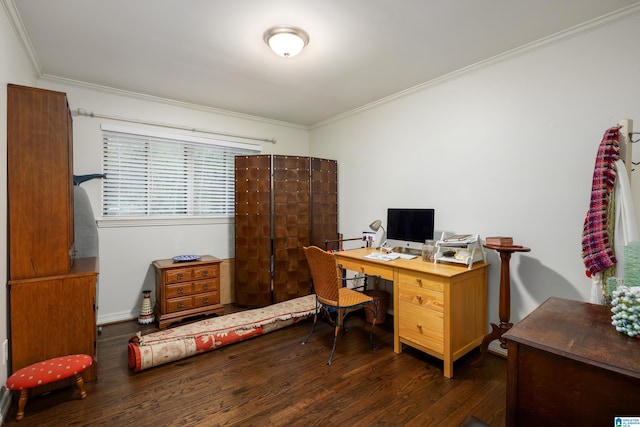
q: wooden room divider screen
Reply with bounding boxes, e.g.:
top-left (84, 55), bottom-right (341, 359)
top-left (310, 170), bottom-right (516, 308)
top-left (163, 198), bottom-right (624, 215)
top-left (234, 155), bottom-right (338, 307)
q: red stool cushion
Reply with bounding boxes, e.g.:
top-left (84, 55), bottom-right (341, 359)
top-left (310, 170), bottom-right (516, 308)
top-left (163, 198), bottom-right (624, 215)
top-left (6, 354), bottom-right (93, 390)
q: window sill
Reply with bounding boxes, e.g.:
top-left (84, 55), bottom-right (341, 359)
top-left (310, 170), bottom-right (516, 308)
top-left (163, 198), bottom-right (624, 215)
top-left (97, 216), bottom-right (233, 228)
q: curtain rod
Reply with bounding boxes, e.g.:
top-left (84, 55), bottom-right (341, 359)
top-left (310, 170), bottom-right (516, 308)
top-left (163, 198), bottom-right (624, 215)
top-left (71, 108), bottom-right (276, 144)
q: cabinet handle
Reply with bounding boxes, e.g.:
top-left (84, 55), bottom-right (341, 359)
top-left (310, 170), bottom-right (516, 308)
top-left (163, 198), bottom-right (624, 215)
top-left (417, 278), bottom-right (423, 286)
top-left (202, 271), bottom-right (209, 277)
top-left (203, 297), bottom-right (209, 304)
top-left (177, 287), bottom-right (184, 294)
top-left (417, 324), bottom-right (423, 330)
top-left (177, 273), bottom-right (184, 280)
top-left (203, 283), bottom-right (209, 290)
top-left (416, 295), bottom-right (423, 303)
top-left (178, 301), bottom-right (184, 309)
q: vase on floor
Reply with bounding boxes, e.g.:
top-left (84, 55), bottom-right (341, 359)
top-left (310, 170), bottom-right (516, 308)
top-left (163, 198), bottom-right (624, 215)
top-left (138, 290), bottom-right (155, 325)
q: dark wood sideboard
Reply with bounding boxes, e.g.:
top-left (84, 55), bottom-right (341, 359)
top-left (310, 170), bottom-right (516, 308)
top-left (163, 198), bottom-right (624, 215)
top-left (504, 297), bottom-right (640, 427)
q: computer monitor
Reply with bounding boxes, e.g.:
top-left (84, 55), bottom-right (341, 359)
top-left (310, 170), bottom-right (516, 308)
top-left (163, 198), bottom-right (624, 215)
top-left (386, 208), bottom-right (435, 252)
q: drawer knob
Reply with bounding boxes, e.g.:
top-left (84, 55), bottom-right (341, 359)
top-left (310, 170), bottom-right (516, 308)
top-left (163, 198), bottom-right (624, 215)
top-left (177, 273), bottom-right (184, 280)
top-left (203, 297), bottom-right (209, 303)
top-left (177, 287), bottom-right (184, 294)
top-left (417, 278), bottom-right (423, 286)
top-left (202, 271), bottom-right (209, 277)
top-left (178, 301), bottom-right (184, 309)
top-left (203, 283), bottom-right (209, 290)
top-left (417, 324), bottom-right (423, 330)
top-left (416, 295), bottom-right (423, 303)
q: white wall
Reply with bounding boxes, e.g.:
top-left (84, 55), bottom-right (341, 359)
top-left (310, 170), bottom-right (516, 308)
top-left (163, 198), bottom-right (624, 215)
top-left (309, 12), bottom-right (640, 327)
top-left (36, 82), bottom-right (311, 324)
top-left (0, 0), bottom-right (38, 396)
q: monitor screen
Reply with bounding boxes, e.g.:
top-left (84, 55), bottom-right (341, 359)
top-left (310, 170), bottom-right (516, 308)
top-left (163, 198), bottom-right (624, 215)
top-left (386, 208), bottom-right (435, 249)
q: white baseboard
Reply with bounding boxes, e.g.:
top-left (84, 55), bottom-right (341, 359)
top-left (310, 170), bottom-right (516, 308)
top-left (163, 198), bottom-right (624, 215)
top-left (0, 385), bottom-right (11, 424)
top-left (488, 339), bottom-right (508, 358)
top-left (97, 310), bottom-right (137, 325)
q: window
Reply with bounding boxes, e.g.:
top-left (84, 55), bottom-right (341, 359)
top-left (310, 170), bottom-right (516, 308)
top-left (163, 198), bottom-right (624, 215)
top-left (101, 125), bottom-right (261, 220)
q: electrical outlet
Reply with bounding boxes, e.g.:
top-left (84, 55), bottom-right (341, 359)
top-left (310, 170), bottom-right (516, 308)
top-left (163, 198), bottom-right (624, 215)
top-left (2, 339), bottom-right (7, 365)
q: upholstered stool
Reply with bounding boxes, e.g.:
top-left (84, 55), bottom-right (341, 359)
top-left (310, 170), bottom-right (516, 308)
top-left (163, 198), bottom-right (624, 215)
top-left (5, 354), bottom-right (92, 421)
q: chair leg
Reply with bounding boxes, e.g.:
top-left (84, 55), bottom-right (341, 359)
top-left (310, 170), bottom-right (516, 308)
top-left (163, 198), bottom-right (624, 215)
top-left (301, 311), bottom-right (319, 345)
top-left (327, 324), bottom-right (340, 365)
top-left (369, 302), bottom-right (379, 350)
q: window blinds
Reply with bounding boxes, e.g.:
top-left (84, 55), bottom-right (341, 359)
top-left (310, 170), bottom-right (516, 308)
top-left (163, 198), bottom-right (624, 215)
top-left (101, 125), bottom-right (260, 218)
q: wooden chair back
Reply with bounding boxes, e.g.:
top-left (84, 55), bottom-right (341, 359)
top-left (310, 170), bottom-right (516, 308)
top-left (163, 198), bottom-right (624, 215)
top-left (303, 246), bottom-right (341, 304)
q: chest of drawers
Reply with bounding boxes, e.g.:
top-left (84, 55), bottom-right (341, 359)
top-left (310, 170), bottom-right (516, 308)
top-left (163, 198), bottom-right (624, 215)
top-left (153, 255), bottom-right (224, 328)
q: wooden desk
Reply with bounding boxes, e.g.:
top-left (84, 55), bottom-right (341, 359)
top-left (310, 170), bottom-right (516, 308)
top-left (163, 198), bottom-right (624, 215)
top-left (504, 297), bottom-right (640, 427)
top-left (334, 248), bottom-right (489, 378)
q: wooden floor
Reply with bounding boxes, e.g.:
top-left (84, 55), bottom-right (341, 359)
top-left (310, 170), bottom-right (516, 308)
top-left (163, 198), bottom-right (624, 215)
top-left (3, 309), bottom-right (506, 426)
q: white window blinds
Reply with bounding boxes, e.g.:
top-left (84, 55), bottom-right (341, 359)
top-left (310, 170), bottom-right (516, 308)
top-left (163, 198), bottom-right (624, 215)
top-left (102, 125), bottom-right (261, 218)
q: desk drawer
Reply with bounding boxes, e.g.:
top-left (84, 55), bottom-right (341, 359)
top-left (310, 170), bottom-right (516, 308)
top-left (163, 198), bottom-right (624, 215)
top-left (337, 258), bottom-right (394, 280)
top-left (398, 283), bottom-right (443, 312)
top-left (398, 270), bottom-right (445, 292)
top-left (399, 300), bottom-right (443, 353)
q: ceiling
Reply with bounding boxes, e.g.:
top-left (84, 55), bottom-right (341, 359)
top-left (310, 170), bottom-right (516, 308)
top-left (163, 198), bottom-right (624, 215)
top-left (8, 0), bottom-right (640, 127)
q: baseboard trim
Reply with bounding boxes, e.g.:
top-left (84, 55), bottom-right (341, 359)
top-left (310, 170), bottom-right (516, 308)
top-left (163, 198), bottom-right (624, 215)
top-left (0, 385), bottom-right (12, 424)
top-left (488, 339), bottom-right (508, 358)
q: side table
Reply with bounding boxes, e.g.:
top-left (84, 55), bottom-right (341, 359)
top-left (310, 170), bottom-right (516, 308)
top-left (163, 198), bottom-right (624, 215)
top-left (473, 243), bottom-right (530, 366)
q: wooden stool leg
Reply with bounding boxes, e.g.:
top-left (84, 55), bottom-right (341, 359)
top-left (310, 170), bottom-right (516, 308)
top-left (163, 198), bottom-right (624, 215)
top-left (74, 373), bottom-right (87, 399)
top-left (16, 389), bottom-right (28, 421)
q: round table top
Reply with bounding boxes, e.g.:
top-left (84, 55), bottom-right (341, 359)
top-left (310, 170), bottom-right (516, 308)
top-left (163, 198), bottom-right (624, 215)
top-left (483, 244), bottom-right (531, 253)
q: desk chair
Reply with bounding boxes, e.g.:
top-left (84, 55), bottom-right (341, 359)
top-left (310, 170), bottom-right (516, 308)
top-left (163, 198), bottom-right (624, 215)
top-left (301, 245), bottom-right (379, 365)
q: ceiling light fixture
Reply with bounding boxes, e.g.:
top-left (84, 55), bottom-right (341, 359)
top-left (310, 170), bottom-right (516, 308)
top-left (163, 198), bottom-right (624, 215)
top-left (263, 25), bottom-right (309, 58)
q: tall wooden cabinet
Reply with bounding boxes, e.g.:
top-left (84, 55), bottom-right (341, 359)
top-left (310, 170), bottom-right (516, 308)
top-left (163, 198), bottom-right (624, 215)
top-left (7, 84), bottom-right (98, 387)
top-left (234, 155), bottom-right (338, 307)
top-left (7, 84), bottom-right (75, 280)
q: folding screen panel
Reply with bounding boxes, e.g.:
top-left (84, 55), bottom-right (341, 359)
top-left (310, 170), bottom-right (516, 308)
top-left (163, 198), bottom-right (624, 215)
top-left (234, 155), bottom-right (338, 307)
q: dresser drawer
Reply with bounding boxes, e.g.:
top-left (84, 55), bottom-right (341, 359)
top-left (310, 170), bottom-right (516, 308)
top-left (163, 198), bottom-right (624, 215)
top-left (167, 296), bottom-right (194, 313)
top-left (398, 270), bottom-right (445, 292)
top-left (166, 282), bottom-right (193, 298)
top-left (194, 265), bottom-right (218, 280)
top-left (398, 283), bottom-right (444, 312)
top-left (194, 291), bottom-right (219, 307)
top-left (399, 300), bottom-right (443, 353)
top-left (166, 268), bottom-right (193, 284)
top-left (193, 279), bottom-right (219, 293)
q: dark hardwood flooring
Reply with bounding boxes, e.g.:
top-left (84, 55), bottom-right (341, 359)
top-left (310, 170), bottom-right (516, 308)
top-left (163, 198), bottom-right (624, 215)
top-left (3, 309), bottom-right (506, 426)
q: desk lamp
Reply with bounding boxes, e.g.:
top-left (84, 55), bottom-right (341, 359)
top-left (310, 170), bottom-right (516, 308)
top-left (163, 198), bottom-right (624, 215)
top-left (369, 219), bottom-right (386, 248)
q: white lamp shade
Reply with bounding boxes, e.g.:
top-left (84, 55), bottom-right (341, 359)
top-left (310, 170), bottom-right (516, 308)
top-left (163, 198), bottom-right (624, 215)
top-left (264, 26), bottom-right (309, 58)
top-left (269, 33), bottom-right (304, 57)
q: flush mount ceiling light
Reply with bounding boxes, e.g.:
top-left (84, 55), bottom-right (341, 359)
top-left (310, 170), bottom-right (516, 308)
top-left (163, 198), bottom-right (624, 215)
top-left (263, 25), bottom-right (309, 58)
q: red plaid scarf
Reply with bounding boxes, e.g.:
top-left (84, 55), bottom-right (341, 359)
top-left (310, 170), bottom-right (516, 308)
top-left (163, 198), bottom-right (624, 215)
top-left (582, 126), bottom-right (620, 276)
